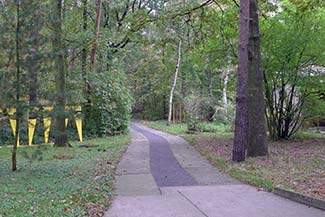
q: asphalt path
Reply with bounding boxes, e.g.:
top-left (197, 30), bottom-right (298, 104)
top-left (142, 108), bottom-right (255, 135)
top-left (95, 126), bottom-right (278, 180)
top-left (132, 124), bottom-right (197, 187)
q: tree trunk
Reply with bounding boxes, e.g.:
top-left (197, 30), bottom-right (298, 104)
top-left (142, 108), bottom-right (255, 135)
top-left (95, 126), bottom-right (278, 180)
top-left (208, 70), bottom-right (213, 96)
top-left (232, 0), bottom-right (249, 162)
top-left (13, 0), bottom-right (21, 171)
top-left (90, 0), bottom-right (102, 65)
top-left (27, 0), bottom-right (42, 118)
top-left (85, 0), bottom-right (101, 119)
top-left (247, 0), bottom-right (268, 157)
top-left (167, 40), bottom-right (182, 126)
top-left (28, 40), bottom-right (39, 108)
top-left (82, 0), bottom-right (89, 103)
top-left (53, 0), bottom-right (68, 147)
top-left (163, 95), bottom-right (167, 119)
top-left (222, 70), bottom-right (229, 106)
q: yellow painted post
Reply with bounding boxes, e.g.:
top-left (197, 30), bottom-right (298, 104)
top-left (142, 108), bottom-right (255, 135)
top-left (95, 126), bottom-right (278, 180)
top-left (8, 108), bottom-right (19, 147)
top-left (65, 118), bottom-right (69, 127)
top-left (43, 106), bottom-right (53, 144)
top-left (28, 119), bottom-right (37, 146)
top-left (74, 106), bottom-right (83, 142)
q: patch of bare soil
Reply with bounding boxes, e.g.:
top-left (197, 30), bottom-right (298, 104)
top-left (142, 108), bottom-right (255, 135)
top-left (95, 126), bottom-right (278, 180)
top-left (190, 135), bottom-right (325, 200)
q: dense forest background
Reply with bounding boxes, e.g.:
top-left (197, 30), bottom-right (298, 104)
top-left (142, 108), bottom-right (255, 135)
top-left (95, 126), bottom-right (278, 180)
top-left (0, 0), bottom-right (324, 146)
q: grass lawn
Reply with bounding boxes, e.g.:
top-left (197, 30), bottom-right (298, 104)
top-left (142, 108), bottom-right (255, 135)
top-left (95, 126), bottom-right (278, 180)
top-left (0, 135), bottom-right (130, 217)
top-left (143, 120), bottom-right (230, 136)
top-left (144, 121), bottom-right (325, 200)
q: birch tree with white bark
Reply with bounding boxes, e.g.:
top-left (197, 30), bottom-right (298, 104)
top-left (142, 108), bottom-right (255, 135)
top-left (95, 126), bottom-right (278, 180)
top-left (167, 40), bottom-right (182, 126)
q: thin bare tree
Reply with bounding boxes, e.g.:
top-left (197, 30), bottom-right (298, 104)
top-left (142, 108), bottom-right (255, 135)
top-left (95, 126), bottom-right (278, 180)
top-left (167, 40), bottom-right (182, 126)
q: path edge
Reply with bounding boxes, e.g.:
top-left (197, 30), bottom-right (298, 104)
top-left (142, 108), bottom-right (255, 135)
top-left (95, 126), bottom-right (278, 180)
top-left (273, 187), bottom-right (325, 211)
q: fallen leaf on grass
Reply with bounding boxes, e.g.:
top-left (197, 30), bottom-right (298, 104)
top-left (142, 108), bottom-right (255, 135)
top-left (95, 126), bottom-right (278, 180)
top-left (94, 176), bottom-right (102, 181)
top-left (54, 154), bottom-right (74, 159)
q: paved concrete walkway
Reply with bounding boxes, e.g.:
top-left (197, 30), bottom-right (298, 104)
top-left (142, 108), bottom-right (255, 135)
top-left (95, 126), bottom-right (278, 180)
top-left (105, 123), bottom-right (324, 217)
top-left (132, 124), bottom-right (198, 187)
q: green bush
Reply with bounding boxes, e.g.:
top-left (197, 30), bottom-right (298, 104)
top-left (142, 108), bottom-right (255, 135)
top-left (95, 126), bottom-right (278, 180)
top-left (212, 102), bottom-right (235, 131)
top-left (84, 71), bottom-right (132, 137)
top-left (183, 93), bottom-right (218, 133)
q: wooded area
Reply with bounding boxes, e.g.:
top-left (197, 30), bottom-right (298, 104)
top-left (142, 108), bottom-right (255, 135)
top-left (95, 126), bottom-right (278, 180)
top-left (1, 0), bottom-right (325, 216)
top-left (0, 0), bottom-right (324, 165)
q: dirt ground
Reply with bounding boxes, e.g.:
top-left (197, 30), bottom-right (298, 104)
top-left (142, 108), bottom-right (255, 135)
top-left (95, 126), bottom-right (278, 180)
top-left (188, 135), bottom-right (325, 200)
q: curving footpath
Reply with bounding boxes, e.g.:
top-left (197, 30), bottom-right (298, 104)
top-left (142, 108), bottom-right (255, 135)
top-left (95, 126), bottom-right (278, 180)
top-left (104, 122), bottom-right (324, 217)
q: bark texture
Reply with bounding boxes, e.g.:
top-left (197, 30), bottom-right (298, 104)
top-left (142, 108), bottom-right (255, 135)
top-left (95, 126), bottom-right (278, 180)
top-left (247, 0), bottom-right (268, 157)
top-left (90, 0), bottom-right (102, 65)
top-left (222, 66), bottom-right (230, 106)
top-left (233, 0), bottom-right (249, 162)
top-left (26, 0), bottom-right (42, 118)
top-left (82, 0), bottom-right (89, 100)
top-left (167, 40), bottom-right (182, 126)
top-left (13, 0), bottom-right (21, 171)
top-left (53, 0), bottom-right (68, 147)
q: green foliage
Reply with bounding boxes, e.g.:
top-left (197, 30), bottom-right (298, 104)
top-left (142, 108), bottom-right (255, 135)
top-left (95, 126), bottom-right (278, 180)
top-left (84, 70), bottom-right (132, 136)
top-left (261, 1), bottom-right (325, 139)
top-left (183, 94), bottom-right (203, 132)
top-left (304, 93), bottom-right (325, 118)
top-left (0, 123), bottom-right (13, 146)
top-left (212, 102), bottom-right (235, 131)
top-left (0, 135), bottom-right (130, 216)
top-left (183, 93), bottom-right (216, 132)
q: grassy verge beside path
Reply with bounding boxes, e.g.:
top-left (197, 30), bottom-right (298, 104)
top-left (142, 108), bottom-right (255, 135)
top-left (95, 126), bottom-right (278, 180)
top-left (144, 120), bottom-right (230, 136)
top-left (0, 135), bottom-right (130, 217)
top-left (144, 121), bottom-right (325, 200)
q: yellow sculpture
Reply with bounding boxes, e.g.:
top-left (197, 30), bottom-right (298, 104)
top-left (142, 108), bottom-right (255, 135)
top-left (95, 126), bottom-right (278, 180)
top-left (43, 106), bottom-right (53, 144)
top-left (74, 106), bottom-right (83, 142)
top-left (0, 105), bottom-right (82, 146)
top-left (28, 119), bottom-right (37, 146)
top-left (8, 108), bottom-right (20, 147)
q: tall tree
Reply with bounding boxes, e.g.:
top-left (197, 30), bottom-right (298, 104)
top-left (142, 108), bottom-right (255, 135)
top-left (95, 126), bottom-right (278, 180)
top-left (247, 0), bottom-right (267, 157)
top-left (25, 0), bottom-right (42, 107)
top-left (12, 0), bottom-right (22, 171)
top-left (52, 0), bottom-right (68, 147)
top-left (167, 40), bottom-right (182, 126)
top-left (90, 0), bottom-right (102, 65)
top-left (232, 0), bottom-right (249, 162)
top-left (82, 0), bottom-right (88, 101)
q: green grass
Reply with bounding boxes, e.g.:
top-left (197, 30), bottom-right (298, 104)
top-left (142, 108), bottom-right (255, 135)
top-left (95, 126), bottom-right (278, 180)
top-left (0, 135), bottom-right (130, 217)
top-left (144, 120), bottom-right (230, 135)
top-left (144, 121), bottom-right (188, 134)
top-left (228, 167), bottom-right (273, 191)
top-left (204, 154), bottom-right (273, 191)
top-left (292, 130), bottom-right (325, 140)
top-left (199, 122), bottom-right (228, 132)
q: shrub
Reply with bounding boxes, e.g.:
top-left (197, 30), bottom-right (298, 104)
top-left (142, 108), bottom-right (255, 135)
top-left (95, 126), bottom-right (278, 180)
top-left (84, 71), bottom-right (132, 137)
top-left (212, 102), bottom-right (235, 131)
